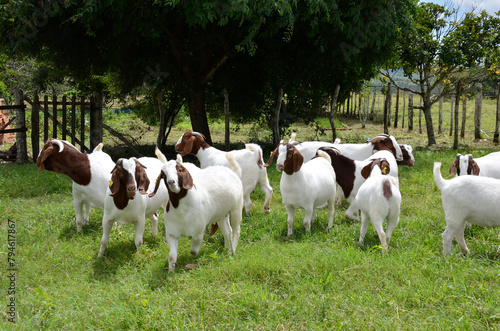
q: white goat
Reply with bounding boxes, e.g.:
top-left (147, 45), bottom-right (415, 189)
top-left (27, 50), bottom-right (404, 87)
top-left (291, 133), bottom-right (403, 163)
top-left (397, 144), bottom-right (415, 166)
top-left (349, 161), bottom-right (401, 253)
top-left (175, 130), bottom-right (272, 213)
top-left (149, 153), bottom-right (243, 272)
top-left (318, 147), bottom-right (397, 221)
top-left (434, 162), bottom-right (500, 255)
top-left (267, 141), bottom-right (336, 236)
top-left (36, 138), bottom-right (115, 231)
top-left (449, 152), bottom-right (500, 178)
top-left (98, 158), bottom-right (152, 257)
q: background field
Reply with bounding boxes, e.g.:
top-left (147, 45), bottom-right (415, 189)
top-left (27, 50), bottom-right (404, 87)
top-left (1, 98), bottom-right (500, 329)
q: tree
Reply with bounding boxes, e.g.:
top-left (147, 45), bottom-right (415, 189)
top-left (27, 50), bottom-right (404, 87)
top-left (383, 3), bottom-right (500, 146)
top-left (1, 0), bottom-right (297, 144)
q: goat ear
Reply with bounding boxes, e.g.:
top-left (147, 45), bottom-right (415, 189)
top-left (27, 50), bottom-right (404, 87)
top-left (361, 162), bottom-right (373, 179)
top-left (449, 160), bottom-right (458, 176)
top-left (283, 148), bottom-right (303, 175)
top-left (264, 147), bottom-right (279, 167)
top-left (182, 168), bottom-right (194, 190)
top-left (109, 170), bottom-right (121, 196)
top-left (36, 144), bottom-right (58, 169)
top-left (135, 163), bottom-right (150, 195)
top-left (471, 160), bottom-right (480, 175)
top-left (179, 134), bottom-right (195, 157)
top-left (149, 172), bottom-right (164, 198)
top-left (380, 159), bottom-right (390, 175)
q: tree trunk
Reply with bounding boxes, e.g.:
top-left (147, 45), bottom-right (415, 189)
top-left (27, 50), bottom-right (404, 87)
top-left (188, 86), bottom-right (212, 145)
top-left (423, 96), bottom-right (437, 146)
top-left (438, 91), bottom-right (443, 134)
top-left (408, 93), bottom-right (413, 131)
top-left (402, 92), bottom-right (406, 128)
top-left (453, 83), bottom-right (462, 149)
top-left (449, 96), bottom-right (454, 137)
top-left (460, 94), bottom-right (466, 138)
top-left (223, 88), bottom-right (230, 151)
top-left (394, 87), bottom-right (399, 128)
top-left (383, 83), bottom-right (390, 134)
top-left (369, 92), bottom-right (376, 121)
top-left (156, 90), bottom-right (165, 149)
top-left (329, 84), bottom-right (341, 142)
top-left (387, 83), bottom-right (392, 127)
top-left (494, 82), bottom-right (500, 143)
top-left (474, 84), bottom-right (482, 140)
top-left (273, 88), bottom-right (284, 147)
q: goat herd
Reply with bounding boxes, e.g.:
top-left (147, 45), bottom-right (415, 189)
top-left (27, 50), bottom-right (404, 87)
top-left (36, 131), bottom-right (500, 272)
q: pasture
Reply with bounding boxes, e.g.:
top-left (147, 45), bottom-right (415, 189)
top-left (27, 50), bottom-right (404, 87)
top-left (1, 98), bottom-right (500, 329)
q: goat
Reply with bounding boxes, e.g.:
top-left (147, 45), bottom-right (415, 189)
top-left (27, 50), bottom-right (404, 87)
top-left (98, 158), bottom-right (152, 257)
top-left (397, 144), bottom-right (415, 166)
top-left (149, 153), bottom-right (243, 272)
top-left (175, 130), bottom-right (272, 214)
top-left (434, 162), bottom-right (500, 255)
top-left (449, 152), bottom-right (500, 178)
top-left (267, 142), bottom-right (336, 236)
top-left (318, 147), bottom-right (396, 221)
top-left (349, 160), bottom-right (401, 253)
top-left (36, 138), bottom-right (115, 231)
top-left (291, 133), bottom-right (403, 163)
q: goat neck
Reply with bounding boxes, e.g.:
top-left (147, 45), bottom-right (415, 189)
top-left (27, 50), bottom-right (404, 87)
top-left (36, 138), bottom-right (91, 186)
top-left (319, 146), bottom-right (356, 199)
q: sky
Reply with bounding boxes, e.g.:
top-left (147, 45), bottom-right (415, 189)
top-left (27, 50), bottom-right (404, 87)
top-left (421, 0), bottom-right (500, 15)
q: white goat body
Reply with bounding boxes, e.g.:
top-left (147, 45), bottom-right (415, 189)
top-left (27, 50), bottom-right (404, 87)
top-left (36, 138), bottom-right (115, 231)
top-left (291, 133), bottom-right (403, 163)
top-left (150, 153), bottom-right (243, 272)
top-left (99, 158), bottom-right (152, 257)
top-left (271, 142), bottom-right (336, 236)
top-left (318, 147), bottom-right (397, 221)
top-left (350, 163), bottom-right (401, 253)
top-left (434, 162), bottom-right (500, 255)
top-left (449, 152), bottom-right (500, 178)
top-left (175, 131), bottom-right (272, 213)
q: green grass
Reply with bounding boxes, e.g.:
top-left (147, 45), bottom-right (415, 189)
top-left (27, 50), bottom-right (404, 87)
top-left (2, 100), bottom-right (500, 329)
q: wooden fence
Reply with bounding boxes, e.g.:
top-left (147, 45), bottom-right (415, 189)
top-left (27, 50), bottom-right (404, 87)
top-left (0, 89), bottom-right (104, 163)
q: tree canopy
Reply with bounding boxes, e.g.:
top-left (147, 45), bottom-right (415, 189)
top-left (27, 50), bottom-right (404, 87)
top-left (1, 0), bottom-right (416, 144)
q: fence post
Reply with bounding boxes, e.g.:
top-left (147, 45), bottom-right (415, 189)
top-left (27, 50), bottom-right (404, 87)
top-left (474, 84), bottom-right (482, 140)
top-left (14, 89), bottom-right (28, 164)
top-left (32, 94), bottom-right (40, 159)
top-left (52, 94), bottom-right (57, 138)
top-left (408, 93), bottom-right (413, 131)
top-left (89, 91), bottom-right (103, 150)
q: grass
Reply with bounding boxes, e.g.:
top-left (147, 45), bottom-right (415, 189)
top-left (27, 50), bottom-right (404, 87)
top-left (2, 97), bottom-right (500, 329)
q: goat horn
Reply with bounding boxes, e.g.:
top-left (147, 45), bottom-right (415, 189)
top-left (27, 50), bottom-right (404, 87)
top-left (51, 139), bottom-right (65, 153)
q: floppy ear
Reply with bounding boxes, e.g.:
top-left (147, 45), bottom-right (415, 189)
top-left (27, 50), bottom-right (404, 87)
top-left (361, 161), bottom-right (374, 179)
top-left (181, 167), bottom-right (194, 190)
top-left (470, 160), bottom-right (480, 175)
top-left (135, 161), bottom-right (150, 195)
top-left (380, 159), bottom-right (390, 175)
top-left (109, 159), bottom-right (124, 196)
top-left (264, 146), bottom-right (279, 167)
top-left (449, 160), bottom-right (458, 176)
top-left (36, 143), bottom-right (59, 169)
top-left (149, 172), bottom-right (165, 198)
top-left (283, 147), bottom-right (303, 175)
top-left (179, 134), bottom-right (195, 157)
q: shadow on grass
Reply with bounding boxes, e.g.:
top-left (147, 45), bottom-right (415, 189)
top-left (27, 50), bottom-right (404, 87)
top-left (91, 241), bottom-right (138, 281)
top-left (58, 219), bottom-right (102, 241)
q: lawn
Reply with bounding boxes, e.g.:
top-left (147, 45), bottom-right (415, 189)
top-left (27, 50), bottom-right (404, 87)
top-left (1, 97), bottom-right (500, 329)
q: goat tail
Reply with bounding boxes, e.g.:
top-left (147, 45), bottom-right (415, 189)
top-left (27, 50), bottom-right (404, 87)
top-left (433, 162), bottom-right (446, 191)
top-left (226, 153), bottom-right (242, 178)
top-left (93, 143), bottom-right (104, 153)
top-left (316, 149), bottom-right (332, 164)
top-left (245, 143), bottom-right (266, 169)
